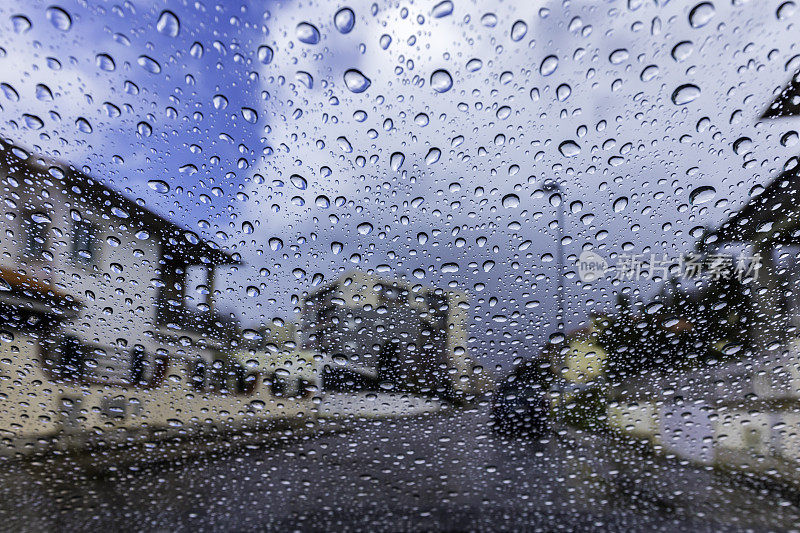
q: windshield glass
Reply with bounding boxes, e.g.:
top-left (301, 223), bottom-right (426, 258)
top-left (2, 0), bottom-right (800, 530)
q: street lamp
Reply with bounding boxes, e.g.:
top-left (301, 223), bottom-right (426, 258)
top-left (542, 179), bottom-right (566, 334)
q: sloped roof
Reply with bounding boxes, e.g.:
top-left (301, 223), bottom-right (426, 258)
top-left (0, 139), bottom-right (240, 266)
top-left (717, 70), bottom-right (800, 243)
top-left (0, 265), bottom-right (80, 316)
top-left (762, 70), bottom-right (800, 119)
top-left (715, 165), bottom-right (800, 244)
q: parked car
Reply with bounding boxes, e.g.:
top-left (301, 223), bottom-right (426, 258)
top-left (490, 359), bottom-right (552, 437)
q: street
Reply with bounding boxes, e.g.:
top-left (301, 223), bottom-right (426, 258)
top-left (0, 406), bottom-right (798, 532)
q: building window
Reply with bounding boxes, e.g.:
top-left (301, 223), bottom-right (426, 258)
top-left (71, 219), bottom-right (97, 264)
top-left (23, 212), bottom-right (49, 261)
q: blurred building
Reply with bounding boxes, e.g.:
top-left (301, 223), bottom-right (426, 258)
top-left (0, 140), bottom-right (239, 387)
top-left (301, 271), bottom-right (480, 397)
top-left (605, 77), bottom-right (800, 485)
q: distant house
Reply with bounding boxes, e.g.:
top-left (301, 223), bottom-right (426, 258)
top-left (301, 270), bottom-right (483, 397)
top-left (0, 140), bottom-right (240, 387)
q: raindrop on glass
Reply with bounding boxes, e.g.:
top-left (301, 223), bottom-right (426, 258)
top-left (540, 55), bottom-right (559, 76)
top-left (559, 140), bottom-right (581, 157)
top-left (425, 148), bottom-right (441, 165)
top-left (343, 69), bottom-right (371, 93)
top-left (689, 185), bottom-right (716, 204)
top-left (688, 2), bottom-right (716, 28)
top-left (156, 10), bottom-right (180, 37)
top-left (11, 15), bottom-right (31, 34)
top-left (334, 7), bottom-right (355, 34)
top-left (96, 53), bottom-right (115, 71)
top-left (137, 55), bottom-right (162, 74)
top-left (671, 84), bottom-right (701, 105)
top-left (510, 20), bottom-right (527, 41)
top-left (257, 45), bottom-right (274, 65)
top-left (46, 6), bottom-right (72, 31)
top-left (296, 22), bottom-right (321, 44)
top-left (430, 69), bottom-right (453, 93)
top-left (431, 0), bottom-right (453, 18)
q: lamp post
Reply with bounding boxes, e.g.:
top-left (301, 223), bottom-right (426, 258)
top-left (542, 179), bottom-right (566, 333)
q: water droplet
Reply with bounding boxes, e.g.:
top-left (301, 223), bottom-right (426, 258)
top-left (502, 194), bottom-right (520, 208)
top-left (35, 84), bottom-right (53, 101)
top-left (640, 64), bottom-right (659, 81)
top-left (241, 107), bottom-right (258, 123)
top-left (510, 20), bottom-right (527, 41)
top-left (379, 34), bottom-right (392, 49)
top-left (540, 55), bottom-right (559, 76)
top-left (75, 117), bottom-right (92, 133)
top-left (390, 152), bottom-right (405, 171)
top-left (414, 113), bottom-right (429, 127)
top-left (732, 136), bottom-right (752, 154)
top-left (777, 1), bottom-right (796, 19)
top-left (148, 180), bottom-right (170, 194)
top-left (558, 140), bottom-right (581, 157)
top-left (296, 22), bottom-right (320, 44)
top-left (466, 58), bottom-right (482, 72)
top-left (481, 13), bottom-right (497, 27)
top-left (430, 69), bottom-right (453, 93)
top-left (496, 106), bottom-right (511, 119)
top-left (334, 7), bottom-right (355, 33)
top-left (269, 237), bottom-right (283, 251)
top-left (157, 10), bottom-right (180, 37)
top-left (431, 0), bottom-right (453, 18)
top-left (343, 69), bottom-right (371, 93)
top-left (556, 84), bottom-right (571, 101)
top-left (46, 6), bottom-right (72, 31)
top-left (442, 262), bottom-right (459, 273)
top-left (613, 196), bottom-right (628, 213)
top-left (781, 130), bottom-right (798, 147)
top-left (671, 84), bottom-right (701, 105)
top-left (11, 15), bottom-right (31, 34)
top-left (357, 222), bottom-right (373, 235)
top-left (425, 147), bottom-right (441, 165)
top-left (290, 175), bottom-right (307, 190)
top-left (23, 114), bottom-right (43, 130)
top-left (688, 2), bottom-right (716, 28)
top-left (337, 136), bottom-right (353, 153)
top-left (257, 45), bottom-right (273, 64)
top-left (609, 48), bottom-right (629, 64)
top-left (1, 83), bottom-right (18, 101)
top-left (96, 53), bottom-right (115, 71)
top-left (137, 55), bottom-right (161, 74)
top-left (689, 185), bottom-right (716, 204)
top-left (671, 41), bottom-right (694, 62)
top-left (190, 42), bottom-right (204, 59)
top-left (137, 121), bottom-right (152, 137)
top-left (213, 94), bottom-right (228, 109)
top-left (31, 213), bottom-right (51, 224)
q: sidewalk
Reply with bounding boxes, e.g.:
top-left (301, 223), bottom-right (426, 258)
top-left (318, 391), bottom-right (448, 419)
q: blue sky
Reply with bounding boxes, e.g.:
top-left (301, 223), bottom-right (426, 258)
top-left (2, 0), bottom-right (800, 370)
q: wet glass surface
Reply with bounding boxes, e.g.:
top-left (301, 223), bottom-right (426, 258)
top-left (2, 0), bottom-right (800, 530)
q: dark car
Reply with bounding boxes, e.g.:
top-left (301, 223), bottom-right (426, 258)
top-left (490, 359), bottom-right (552, 437)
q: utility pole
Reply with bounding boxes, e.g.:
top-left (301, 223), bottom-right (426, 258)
top-left (542, 179), bottom-right (565, 333)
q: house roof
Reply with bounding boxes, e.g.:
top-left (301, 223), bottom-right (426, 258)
top-left (0, 139), bottom-right (241, 266)
top-left (761, 70), bottom-right (800, 119)
top-left (717, 72), bottom-right (800, 244)
top-left (0, 265), bottom-right (80, 317)
top-left (714, 165), bottom-right (800, 245)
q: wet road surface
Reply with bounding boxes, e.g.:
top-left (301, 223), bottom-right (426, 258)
top-left (1, 405), bottom-right (799, 532)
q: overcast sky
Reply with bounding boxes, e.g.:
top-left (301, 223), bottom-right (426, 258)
top-left (1, 0), bottom-right (799, 370)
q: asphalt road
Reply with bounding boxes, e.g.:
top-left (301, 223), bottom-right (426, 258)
top-left (1, 406), bottom-right (799, 532)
